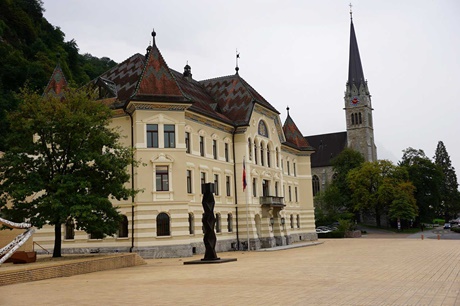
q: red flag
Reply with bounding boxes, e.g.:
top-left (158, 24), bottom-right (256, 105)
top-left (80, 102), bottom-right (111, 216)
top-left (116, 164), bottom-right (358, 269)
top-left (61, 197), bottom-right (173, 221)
top-left (242, 159), bottom-right (247, 191)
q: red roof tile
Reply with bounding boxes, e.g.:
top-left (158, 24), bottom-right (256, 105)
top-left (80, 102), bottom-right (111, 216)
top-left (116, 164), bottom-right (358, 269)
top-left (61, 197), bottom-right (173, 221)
top-left (283, 113), bottom-right (314, 151)
top-left (44, 64), bottom-right (67, 96)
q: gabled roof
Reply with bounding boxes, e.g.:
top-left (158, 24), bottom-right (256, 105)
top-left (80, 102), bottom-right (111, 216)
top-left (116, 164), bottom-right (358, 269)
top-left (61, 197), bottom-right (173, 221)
top-left (201, 74), bottom-right (278, 127)
top-left (131, 37), bottom-right (188, 103)
top-left (90, 31), bottom-right (284, 130)
top-left (44, 63), bottom-right (67, 96)
top-left (305, 131), bottom-right (347, 167)
top-left (98, 53), bottom-right (145, 107)
top-left (282, 111), bottom-right (314, 151)
top-left (348, 18), bottom-right (365, 88)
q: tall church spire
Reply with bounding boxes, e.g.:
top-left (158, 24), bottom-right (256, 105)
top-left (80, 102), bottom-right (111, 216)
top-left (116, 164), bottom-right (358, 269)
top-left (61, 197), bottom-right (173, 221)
top-left (348, 17), bottom-right (365, 89)
top-left (344, 10), bottom-right (377, 163)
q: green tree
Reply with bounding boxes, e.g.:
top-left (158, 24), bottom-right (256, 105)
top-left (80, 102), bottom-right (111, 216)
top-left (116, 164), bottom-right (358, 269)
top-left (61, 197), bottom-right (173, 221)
top-left (399, 147), bottom-right (443, 223)
top-left (330, 148), bottom-right (365, 216)
top-left (0, 0), bottom-right (117, 151)
top-left (348, 160), bottom-right (416, 227)
top-left (434, 141), bottom-right (460, 221)
top-left (0, 88), bottom-right (136, 257)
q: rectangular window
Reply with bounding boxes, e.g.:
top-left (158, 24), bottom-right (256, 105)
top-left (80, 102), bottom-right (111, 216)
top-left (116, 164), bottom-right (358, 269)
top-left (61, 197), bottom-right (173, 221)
top-left (295, 187), bottom-right (298, 202)
top-left (147, 124), bottom-right (158, 148)
top-left (275, 182), bottom-right (279, 197)
top-left (186, 170), bottom-right (192, 193)
top-left (213, 140), bottom-right (217, 159)
top-left (214, 174), bottom-right (219, 196)
top-left (225, 143), bottom-right (229, 162)
top-left (287, 161), bottom-right (290, 175)
top-left (201, 172), bottom-right (206, 186)
top-left (164, 124), bottom-right (175, 148)
top-left (252, 178), bottom-right (257, 197)
top-left (156, 166), bottom-right (169, 191)
top-left (294, 163), bottom-right (296, 177)
top-left (200, 136), bottom-right (205, 157)
top-left (288, 186), bottom-right (292, 202)
top-left (226, 176), bottom-right (231, 196)
top-left (185, 132), bottom-right (190, 153)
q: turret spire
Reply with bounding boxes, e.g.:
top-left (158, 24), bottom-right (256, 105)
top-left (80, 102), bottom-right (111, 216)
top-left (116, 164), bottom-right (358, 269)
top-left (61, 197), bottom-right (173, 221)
top-left (348, 11), bottom-right (365, 88)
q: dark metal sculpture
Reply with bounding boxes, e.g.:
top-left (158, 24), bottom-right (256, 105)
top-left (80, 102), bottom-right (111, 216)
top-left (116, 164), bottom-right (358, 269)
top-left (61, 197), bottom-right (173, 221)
top-left (201, 183), bottom-right (219, 261)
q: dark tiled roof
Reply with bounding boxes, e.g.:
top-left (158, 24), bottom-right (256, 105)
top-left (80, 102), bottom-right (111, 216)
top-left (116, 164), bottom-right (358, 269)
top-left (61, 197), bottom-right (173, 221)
top-left (283, 114), bottom-right (314, 151)
top-left (44, 63), bottom-right (67, 96)
top-left (98, 53), bottom-right (145, 107)
top-left (131, 44), bottom-right (188, 103)
top-left (305, 131), bottom-right (348, 167)
top-left (171, 70), bottom-right (233, 125)
top-left (200, 74), bottom-right (278, 126)
top-left (348, 19), bottom-right (365, 88)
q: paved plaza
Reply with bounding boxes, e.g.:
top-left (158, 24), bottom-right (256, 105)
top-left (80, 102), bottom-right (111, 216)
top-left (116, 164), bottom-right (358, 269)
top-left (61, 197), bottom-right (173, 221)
top-left (1, 233), bottom-right (460, 305)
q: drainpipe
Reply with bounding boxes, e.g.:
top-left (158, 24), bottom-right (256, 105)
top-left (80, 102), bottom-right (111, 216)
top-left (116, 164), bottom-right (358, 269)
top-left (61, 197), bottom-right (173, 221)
top-left (232, 127), bottom-right (240, 250)
top-left (126, 110), bottom-right (135, 253)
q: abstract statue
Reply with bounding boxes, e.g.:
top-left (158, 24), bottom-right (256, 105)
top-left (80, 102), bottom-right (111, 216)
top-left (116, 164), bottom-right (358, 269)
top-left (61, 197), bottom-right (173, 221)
top-left (201, 183), bottom-right (219, 261)
top-left (0, 217), bottom-right (34, 265)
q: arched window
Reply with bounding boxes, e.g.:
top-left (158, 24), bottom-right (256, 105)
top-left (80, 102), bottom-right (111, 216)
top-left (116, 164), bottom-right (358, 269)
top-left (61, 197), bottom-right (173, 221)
top-left (258, 120), bottom-right (268, 137)
top-left (260, 142), bottom-right (264, 166)
top-left (157, 212), bottom-right (170, 236)
top-left (227, 214), bottom-right (233, 232)
top-left (118, 215), bottom-right (129, 238)
top-left (267, 144), bottom-right (271, 168)
top-left (359, 112), bottom-right (362, 124)
top-left (65, 218), bottom-right (75, 240)
top-left (248, 138), bottom-right (252, 161)
top-left (312, 175), bottom-right (320, 197)
top-left (215, 213), bottom-right (221, 233)
top-left (351, 113), bottom-right (355, 125)
top-left (254, 141), bottom-right (258, 164)
top-left (276, 148), bottom-right (279, 168)
top-left (188, 213), bottom-right (194, 235)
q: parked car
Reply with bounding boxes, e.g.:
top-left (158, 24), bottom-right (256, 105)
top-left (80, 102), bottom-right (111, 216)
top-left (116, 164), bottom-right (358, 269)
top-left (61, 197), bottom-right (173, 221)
top-left (444, 223), bottom-right (451, 229)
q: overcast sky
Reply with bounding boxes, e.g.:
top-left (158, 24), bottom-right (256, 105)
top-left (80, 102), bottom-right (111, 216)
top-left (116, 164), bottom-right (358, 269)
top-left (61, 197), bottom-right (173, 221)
top-left (42, 0), bottom-right (460, 176)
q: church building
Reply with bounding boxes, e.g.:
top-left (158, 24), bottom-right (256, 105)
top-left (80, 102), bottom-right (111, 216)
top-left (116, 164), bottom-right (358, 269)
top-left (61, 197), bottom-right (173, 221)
top-left (305, 14), bottom-right (377, 196)
top-left (34, 30), bottom-right (317, 258)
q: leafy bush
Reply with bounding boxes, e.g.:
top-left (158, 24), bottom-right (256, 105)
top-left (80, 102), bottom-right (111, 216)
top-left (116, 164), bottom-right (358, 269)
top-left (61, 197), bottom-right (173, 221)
top-left (433, 218), bottom-right (445, 225)
top-left (451, 227), bottom-right (460, 233)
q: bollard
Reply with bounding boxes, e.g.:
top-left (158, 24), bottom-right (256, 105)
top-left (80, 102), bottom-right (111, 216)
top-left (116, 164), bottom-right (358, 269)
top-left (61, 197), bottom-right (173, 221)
top-left (421, 234), bottom-right (424, 240)
top-left (437, 234), bottom-right (440, 240)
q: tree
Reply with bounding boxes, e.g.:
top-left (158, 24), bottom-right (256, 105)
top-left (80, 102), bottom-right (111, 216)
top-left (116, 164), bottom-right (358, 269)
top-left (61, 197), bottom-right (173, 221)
top-left (0, 88), bottom-right (135, 257)
top-left (399, 147), bottom-right (443, 223)
top-left (434, 141), bottom-right (460, 221)
top-left (330, 148), bottom-right (365, 217)
top-left (348, 160), bottom-right (417, 227)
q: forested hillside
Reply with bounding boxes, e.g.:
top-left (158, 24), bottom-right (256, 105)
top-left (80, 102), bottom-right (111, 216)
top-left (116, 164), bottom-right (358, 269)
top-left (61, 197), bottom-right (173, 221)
top-left (0, 0), bottom-right (117, 150)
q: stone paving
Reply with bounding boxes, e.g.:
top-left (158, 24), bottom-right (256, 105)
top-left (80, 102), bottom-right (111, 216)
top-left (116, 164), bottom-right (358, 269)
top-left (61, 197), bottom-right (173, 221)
top-left (1, 235), bottom-right (459, 305)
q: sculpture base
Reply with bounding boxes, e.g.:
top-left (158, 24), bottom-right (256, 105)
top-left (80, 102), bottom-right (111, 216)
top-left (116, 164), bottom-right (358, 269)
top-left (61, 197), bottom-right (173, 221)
top-left (183, 258), bottom-right (237, 265)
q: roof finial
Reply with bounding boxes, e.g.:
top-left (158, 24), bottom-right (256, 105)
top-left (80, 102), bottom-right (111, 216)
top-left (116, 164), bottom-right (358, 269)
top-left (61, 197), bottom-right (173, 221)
top-left (349, 3), bottom-right (353, 20)
top-left (235, 49), bottom-right (240, 74)
top-left (151, 28), bottom-right (156, 45)
top-left (287, 106), bottom-right (290, 116)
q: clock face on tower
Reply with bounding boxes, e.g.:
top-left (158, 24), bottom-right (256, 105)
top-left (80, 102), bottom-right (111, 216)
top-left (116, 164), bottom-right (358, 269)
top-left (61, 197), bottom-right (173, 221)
top-left (350, 96), bottom-right (360, 106)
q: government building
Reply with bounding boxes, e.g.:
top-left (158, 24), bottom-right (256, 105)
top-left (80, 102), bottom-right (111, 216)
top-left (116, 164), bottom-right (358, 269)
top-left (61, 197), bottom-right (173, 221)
top-left (34, 29), bottom-right (317, 258)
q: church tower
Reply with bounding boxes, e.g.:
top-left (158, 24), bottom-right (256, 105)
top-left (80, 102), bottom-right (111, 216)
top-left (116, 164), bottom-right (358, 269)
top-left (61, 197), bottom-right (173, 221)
top-left (344, 11), bottom-right (377, 162)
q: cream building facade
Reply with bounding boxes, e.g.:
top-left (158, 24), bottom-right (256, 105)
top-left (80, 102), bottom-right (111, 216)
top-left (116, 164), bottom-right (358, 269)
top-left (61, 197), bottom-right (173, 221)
top-left (32, 31), bottom-right (317, 258)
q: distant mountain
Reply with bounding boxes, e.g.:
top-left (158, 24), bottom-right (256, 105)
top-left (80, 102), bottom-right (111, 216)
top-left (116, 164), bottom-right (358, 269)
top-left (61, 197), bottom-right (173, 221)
top-left (0, 0), bottom-right (117, 151)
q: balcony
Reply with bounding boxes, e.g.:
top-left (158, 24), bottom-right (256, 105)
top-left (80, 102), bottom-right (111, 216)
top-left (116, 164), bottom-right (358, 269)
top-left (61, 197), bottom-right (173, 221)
top-left (260, 196), bottom-right (285, 208)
